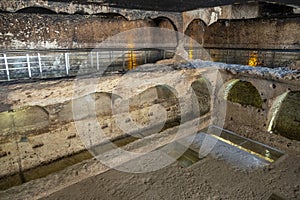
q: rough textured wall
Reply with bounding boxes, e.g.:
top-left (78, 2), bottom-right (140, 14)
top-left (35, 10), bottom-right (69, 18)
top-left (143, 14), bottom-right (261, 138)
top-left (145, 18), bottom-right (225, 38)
top-left (184, 17), bottom-right (300, 67)
top-left (0, 13), bottom-right (155, 49)
top-left (225, 80), bottom-right (262, 108)
top-left (204, 17), bottom-right (300, 49)
top-left (184, 19), bottom-right (205, 45)
top-left (0, 68), bottom-right (208, 186)
top-left (185, 17), bottom-right (300, 50)
top-left (270, 91), bottom-right (300, 140)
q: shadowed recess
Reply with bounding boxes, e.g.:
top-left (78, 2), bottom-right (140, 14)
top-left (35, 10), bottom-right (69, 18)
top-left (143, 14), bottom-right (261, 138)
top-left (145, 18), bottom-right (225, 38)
top-left (191, 77), bottom-right (211, 116)
top-left (95, 12), bottom-right (128, 20)
top-left (185, 19), bottom-right (206, 46)
top-left (16, 7), bottom-right (57, 14)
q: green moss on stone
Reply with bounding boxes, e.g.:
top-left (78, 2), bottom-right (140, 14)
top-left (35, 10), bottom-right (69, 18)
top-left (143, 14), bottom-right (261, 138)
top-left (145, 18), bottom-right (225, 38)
top-left (226, 80), bottom-right (262, 108)
top-left (273, 91), bottom-right (300, 141)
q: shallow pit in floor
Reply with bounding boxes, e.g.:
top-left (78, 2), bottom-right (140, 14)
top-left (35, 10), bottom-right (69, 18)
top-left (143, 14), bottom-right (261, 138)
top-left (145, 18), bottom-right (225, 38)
top-left (158, 126), bottom-right (284, 168)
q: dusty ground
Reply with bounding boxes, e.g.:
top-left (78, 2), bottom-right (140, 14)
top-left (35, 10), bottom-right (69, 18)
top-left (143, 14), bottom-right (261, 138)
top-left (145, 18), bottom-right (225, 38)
top-left (41, 122), bottom-right (300, 200)
top-left (0, 118), bottom-right (299, 200)
top-left (40, 152), bottom-right (300, 200)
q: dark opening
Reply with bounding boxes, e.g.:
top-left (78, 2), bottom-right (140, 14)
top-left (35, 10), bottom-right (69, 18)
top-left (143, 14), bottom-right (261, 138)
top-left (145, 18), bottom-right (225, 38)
top-left (16, 7), bottom-right (57, 14)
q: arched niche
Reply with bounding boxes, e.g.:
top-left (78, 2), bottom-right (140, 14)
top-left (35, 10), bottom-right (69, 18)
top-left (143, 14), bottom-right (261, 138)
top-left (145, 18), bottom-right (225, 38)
top-left (191, 77), bottom-right (211, 116)
top-left (268, 91), bottom-right (300, 140)
top-left (184, 19), bottom-right (206, 46)
top-left (224, 79), bottom-right (262, 108)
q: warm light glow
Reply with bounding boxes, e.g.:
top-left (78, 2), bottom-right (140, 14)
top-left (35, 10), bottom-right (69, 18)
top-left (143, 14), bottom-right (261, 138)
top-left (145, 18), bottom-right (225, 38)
top-left (188, 49), bottom-right (193, 60)
top-left (188, 38), bottom-right (193, 60)
top-left (267, 92), bottom-right (288, 132)
top-left (128, 50), bottom-right (137, 70)
top-left (210, 134), bottom-right (274, 163)
top-left (127, 38), bottom-right (137, 70)
top-left (248, 53), bottom-right (258, 67)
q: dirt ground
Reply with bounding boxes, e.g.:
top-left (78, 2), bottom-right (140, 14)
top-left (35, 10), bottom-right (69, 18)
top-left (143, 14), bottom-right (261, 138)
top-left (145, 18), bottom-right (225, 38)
top-left (1, 121), bottom-right (298, 200)
top-left (40, 147), bottom-right (300, 200)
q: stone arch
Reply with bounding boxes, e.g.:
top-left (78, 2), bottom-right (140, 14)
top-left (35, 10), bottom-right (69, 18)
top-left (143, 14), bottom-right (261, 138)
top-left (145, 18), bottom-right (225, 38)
top-left (14, 106), bottom-right (49, 130)
top-left (223, 79), bottom-right (262, 108)
top-left (153, 16), bottom-right (178, 31)
top-left (95, 12), bottom-right (128, 21)
top-left (15, 7), bottom-right (57, 14)
top-left (58, 92), bottom-right (118, 123)
top-left (130, 84), bottom-right (178, 108)
top-left (0, 105), bottom-right (49, 138)
top-left (267, 91), bottom-right (300, 140)
top-left (184, 19), bottom-right (207, 46)
top-left (191, 77), bottom-right (211, 116)
top-left (152, 16), bottom-right (179, 50)
top-left (125, 84), bottom-right (180, 133)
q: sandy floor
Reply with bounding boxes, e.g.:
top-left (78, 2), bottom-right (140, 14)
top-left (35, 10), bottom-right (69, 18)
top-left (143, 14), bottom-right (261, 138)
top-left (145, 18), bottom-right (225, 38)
top-left (1, 120), bottom-right (298, 200)
top-left (40, 148), bottom-right (300, 200)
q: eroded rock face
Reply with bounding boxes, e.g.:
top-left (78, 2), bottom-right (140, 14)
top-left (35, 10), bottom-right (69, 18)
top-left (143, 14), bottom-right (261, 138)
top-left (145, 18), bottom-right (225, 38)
top-left (0, 66), bottom-right (208, 185)
top-left (184, 17), bottom-right (300, 67)
top-left (0, 106), bottom-right (49, 142)
top-left (270, 91), bottom-right (300, 140)
top-left (225, 79), bottom-right (262, 108)
top-left (204, 17), bottom-right (300, 50)
top-left (0, 13), bottom-right (155, 49)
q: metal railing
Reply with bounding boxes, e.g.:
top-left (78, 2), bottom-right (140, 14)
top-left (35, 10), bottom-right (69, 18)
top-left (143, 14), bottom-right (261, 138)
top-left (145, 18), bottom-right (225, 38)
top-left (203, 47), bottom-right (300, 67)
top-left (1, 47), bottom-right (298, 82)
top-left (0, 49), bottom-right (174, 81)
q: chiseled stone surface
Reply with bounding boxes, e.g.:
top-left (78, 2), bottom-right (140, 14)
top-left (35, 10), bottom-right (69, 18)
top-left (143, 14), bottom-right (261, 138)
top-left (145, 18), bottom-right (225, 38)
top-left (272, 91), bottom-right (300, 140)
top-left (0, 66), bottom-right (208, 182)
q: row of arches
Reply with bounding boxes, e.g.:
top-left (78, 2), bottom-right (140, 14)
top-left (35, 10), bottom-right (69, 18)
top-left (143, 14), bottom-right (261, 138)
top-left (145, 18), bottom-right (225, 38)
top-left (3, 6), bottom-right (216, 50)
top-left (8, 6), bottom-right (201, 33)
top-left (189, 76), bottom-right (299, 141)
top-left (9, 7), bottom-right (178, 27)
top-left (0, 76), bottom-right (297, 143)
top-left (222, 79), bottom-right (299, 141)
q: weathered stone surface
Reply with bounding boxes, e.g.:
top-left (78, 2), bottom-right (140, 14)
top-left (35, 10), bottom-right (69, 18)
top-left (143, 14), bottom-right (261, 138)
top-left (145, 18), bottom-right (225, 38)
top-left (0, 106), bottom-right (49, 142)
top-left (204, 17), bottom-right (300, 50)
top-left (184, 19), bottom-right (205, 45)
top-left (191, 78), bottom-right (211, 115)
top-left (272, 91), bottom-right (300, 140)
top-left (0, 13), bottom-right (155, 49)
top-left (1, 0), bottom-right (298, 12)
top-left (225, 79), bottom-right (262, 108)
top-left (0, 63), bottom-right (299, 189)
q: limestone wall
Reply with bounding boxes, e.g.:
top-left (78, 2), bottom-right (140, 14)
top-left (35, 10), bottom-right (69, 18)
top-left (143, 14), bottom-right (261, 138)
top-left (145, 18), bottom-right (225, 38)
top-left (184, 17), bottom-right (300, 50)
top-left (0, 13), bottom-right (155, 50)
top-left (0, 68), bottom-right (211, 188)
top-left (184, 17), bottom-right (300, 67)
top-left (204, 17), bottom-right (300, 50)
